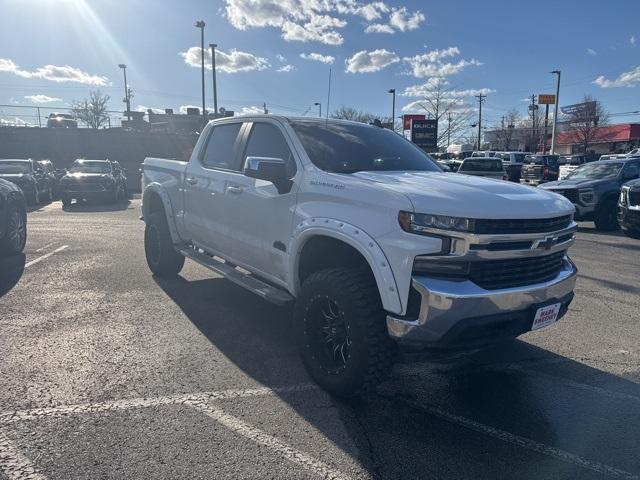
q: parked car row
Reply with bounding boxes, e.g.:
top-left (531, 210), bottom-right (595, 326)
top-left (0, 158), bottom-right (128, 207)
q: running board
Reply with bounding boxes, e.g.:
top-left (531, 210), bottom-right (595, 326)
top-left (177, 247), bottom-right (293, 306)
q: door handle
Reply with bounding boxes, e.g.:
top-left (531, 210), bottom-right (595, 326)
top-left (226, 185), bottom-right (243, 194)
top-left (186, 176), bottom-right (198, 185)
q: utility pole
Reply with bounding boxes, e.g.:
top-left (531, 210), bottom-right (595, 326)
top-left (530, 94), bottom-right (538, 152)
top-left (194, 21), bottom-right (206, 124)
top-left (447, 111), bottom-right (452, 147)
top-left (475, 93), bottom-right (486, 150)
top-left (388, 88), bottom-right (396, 132)
top-left (263, 102), bottom-right (268, 114)
top-left (37, 107), bottom-right (41, 128)
top-left (118, 64), bottom-right (131, 122)
top-left (543, 102), bottom-right (550, 153)
top-left (550, 70), bottom-right (561, 154)
top-left (209, 43), bottom-right (218, 116)
top-left (314, 102), bottom-right (321, 118)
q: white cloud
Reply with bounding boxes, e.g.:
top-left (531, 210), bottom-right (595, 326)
top-left (224, 0), bottom-right (348, 45)
top-left (281, 16), bottom-right (346, 45)
top-left (401, 98), bottom-right (467, 113)
top-left (0, 117), bottom-right (32, 127)
top-left (593, 66), bottom-right (640, 88)
top-left (180, 47), bottom-right (269, 73)
top-left (403, 47), bottom-right (481, 78)
top-left (136, 105), bottom-right (165, 114)
top-left (277, 64), bottom-right (296, 72)
top-left (24, 94), bottom-right (62, 104)
top-left (239, 105), bottom-right (266, 115)
top-left (349, 1), bottom-right (389, 20)
top-left (345, 48), bottom-right (399, 73)
top-left (388, 6), bottom-right (425, 31)
top-left (586, 48), bottom-right (597, 55)
top-left (300, 52), bottom-right (335, 64)
top-left (0, 58), bottom-right (108, 85)
top-left (276, 54), bottom-right (287, 62)
top-left (364, 23), bottom-right (394, 34)
top-left (631, 35), bottom-right (636, 46)
top-left (402, 80), bottom-right (494, 98)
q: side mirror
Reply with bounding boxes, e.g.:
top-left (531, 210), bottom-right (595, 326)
top-left (244, 156), bottom-right (292, 194)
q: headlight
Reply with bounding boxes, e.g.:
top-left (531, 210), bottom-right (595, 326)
top-left (578, 188), bottom-right (596, 205)
top-left (399, 211), bottom-right (475, 233)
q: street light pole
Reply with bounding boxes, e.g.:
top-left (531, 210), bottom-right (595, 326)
top-left (475, 93), bottom-right (486, 149)
top-left (195, 20), bottom-right (206, 124)
top-left (209, 43), bottom-right (218, 116)
top-left (550, 70), bottom-right (561, 155)
top-left (118, 64), bottom-right (131, 122)
top-left (388, 88), bottom-right (396, 132)
top-left (314, 102), bottom-right (321, 118)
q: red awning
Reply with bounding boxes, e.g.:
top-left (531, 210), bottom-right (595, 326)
top-left (556, 123), bottom-right (640, 145)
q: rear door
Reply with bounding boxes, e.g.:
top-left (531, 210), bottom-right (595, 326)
top-left (183, 122), bottom-right (245, 256)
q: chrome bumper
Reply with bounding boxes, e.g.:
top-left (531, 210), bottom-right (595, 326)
top-left (387, 256), bottom-right (577, 347)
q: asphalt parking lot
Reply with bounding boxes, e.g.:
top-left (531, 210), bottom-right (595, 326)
top-left (0, 199), bottom-right (639, 480)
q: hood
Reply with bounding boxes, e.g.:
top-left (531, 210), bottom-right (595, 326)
top-left (541, 178), bottom-right (610, 190)
top-left (351, 171), bottom-right (574, 219)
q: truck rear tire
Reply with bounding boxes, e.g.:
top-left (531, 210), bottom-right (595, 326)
top-left (144, 212), bottom-right (185, 277)
top-left (294, 268), bottom-right (396, 398)
top-left (594, 198), bottom-right (619, 231)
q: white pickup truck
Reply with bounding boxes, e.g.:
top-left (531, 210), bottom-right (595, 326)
top-left (141, 116), bottom-right (578, 397)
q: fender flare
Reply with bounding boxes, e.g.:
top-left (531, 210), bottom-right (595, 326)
top-left (142, 183), bottom-right (182, 244)
top-left (289, 218), bottom-right (403, 315)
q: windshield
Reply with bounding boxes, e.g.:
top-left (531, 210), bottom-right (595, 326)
top-left (560, 156), bottom-right (583, 166)
top-left (290, 121), bottom-right (440, 173)
top-left (459, 159), bottom-right (503, 172)
top-left (565, 162), bottom-right (623, 180)
top-left (0, 160), bottom-right (32, 174)
top-left (69, 161), bottom-right (112, 174)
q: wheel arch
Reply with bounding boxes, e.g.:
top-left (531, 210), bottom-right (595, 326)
top-left (142, 184), bottom-right (181, 243)
top-left (290, 219), bottom-right (402, 315)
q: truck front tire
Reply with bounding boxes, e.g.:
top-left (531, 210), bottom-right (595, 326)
top-left (294, 268), bottom-right (396, 398)
top-left (144, 212), bottom-right (185, 277)
top-left (594, 198), bottom-right (619, 231)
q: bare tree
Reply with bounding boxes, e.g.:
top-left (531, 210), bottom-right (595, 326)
top-left (563, 94), bottom-right (610, 153)
top-left (402, 78), bottom-right (476, 148)
top-left (71, 90), bottom-right (111, 129)
top-left (331, 105), bottom-right (392, 126)
top-left (493, 109), bottom-right (520, 150)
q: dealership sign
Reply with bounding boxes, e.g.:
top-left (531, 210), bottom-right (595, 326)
top-left (538, 94), bottom-right (556, 105)
top-left (403, 114), bottom-right (426, 130)
top-left (411, 119), bottom-right (438, 149)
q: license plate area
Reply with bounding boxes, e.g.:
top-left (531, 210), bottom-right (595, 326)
top-left (531, 302), bottom-right (561, 331)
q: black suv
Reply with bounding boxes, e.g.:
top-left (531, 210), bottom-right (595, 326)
top-left (540, 158), bottom-right (640, 231)
top-left (59, 159), bottom-right (128, 206)
top-left (619, 178), bottom-right (640, 238)
top-left (0, 178), bottom-right (27, 255)
top-left (0, 158), bottom-right (54, 205)
top-left (520, 154), bottom-right (560, 186)
top-left (47, 113), bottom-right (77, 128)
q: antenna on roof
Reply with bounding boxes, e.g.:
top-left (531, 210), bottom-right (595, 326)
top-left (325, 67), bottom-right (332, 124)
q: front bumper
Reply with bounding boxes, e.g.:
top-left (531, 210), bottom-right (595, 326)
top-left (386, 256), bottom-right (577, 349)
top-left (618, 205), bottom-right (640, 230)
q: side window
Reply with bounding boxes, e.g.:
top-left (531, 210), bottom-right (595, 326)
top-left (243, 123), bottom-right (296, 177)
top-left (624, 162), bottom-right (640, 178)
top-left (201, 123), bottom-right (242, 170)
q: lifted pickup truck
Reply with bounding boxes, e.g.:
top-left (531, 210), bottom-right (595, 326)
top-left (142, 116), bottom-right (578, 397)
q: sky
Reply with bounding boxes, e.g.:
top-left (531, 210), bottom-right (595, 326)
top-left (0, 0), bottom-right (639, 130)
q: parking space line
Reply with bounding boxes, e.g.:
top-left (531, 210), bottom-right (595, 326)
top-left (392, 397), bottom-right (638, 480)
top-left (0, 430), bottom-right (46, 480)
top-left (0, 384), bottom-right (318, 424)
top-left (189, 399), bottom-right (351, 480)
top-left (34, 243), bottom-right (54, 253)
top-left (24, 245), bottom-right (68, 269)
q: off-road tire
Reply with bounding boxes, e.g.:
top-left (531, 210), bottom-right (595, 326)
top-left (594, 198), bottom-right (619, 231)
top-left (294, 268), bottom-right (396, 398)
top-left (144, 211), bottom-right (184, 277)
top-left (61, 195), bottom-right (71, 208)
top-left (0, 203), bottom-right (27, 255)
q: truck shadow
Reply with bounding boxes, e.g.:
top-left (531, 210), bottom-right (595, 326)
top-left (61, 199), bottom-right (132, 213)
top-left (0, 253), bottom-right (25, 297)
top-left (154, 275), bottom-right (640, 479)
